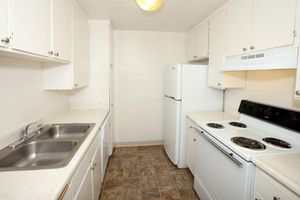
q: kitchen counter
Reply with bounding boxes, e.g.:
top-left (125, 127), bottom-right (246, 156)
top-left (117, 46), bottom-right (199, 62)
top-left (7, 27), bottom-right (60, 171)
top-left (0, 109), bottom-right (109, 200)
top-left (187, 112), bottom-right (238, 125)
top-left (253, 154), bottom-right (300, 197)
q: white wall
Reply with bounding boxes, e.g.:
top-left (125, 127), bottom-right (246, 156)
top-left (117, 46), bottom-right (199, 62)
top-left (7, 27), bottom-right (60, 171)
top-left (69, 20), bottom-right (111, 109)
top-left (113, 30), bottom-right (186, 144)
top-left (0, 57), bottom-right (69, 149)
top-left (225, 69), bottom-right (300, 116)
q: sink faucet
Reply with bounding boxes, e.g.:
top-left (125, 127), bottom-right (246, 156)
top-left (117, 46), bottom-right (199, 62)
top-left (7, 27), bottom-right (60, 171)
top-left (9, 122), bottom-right (44, 149)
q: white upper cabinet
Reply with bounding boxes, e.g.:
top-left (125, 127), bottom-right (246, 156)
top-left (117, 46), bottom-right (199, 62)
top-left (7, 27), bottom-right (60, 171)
top-left (209, 9), bottom-right (246, 89)
top-left (251, 0), bottom-right (297, 52)
top-left (186, 21), bottom-right (209, 61)
top-left (72, 3), bottom-right (89, 88)
top-left (224, 0), bottom-right (252, 56)
top-left (51, 0), bottom-right (72, 61)
top-left (43, 2), bottom-right (90, 90)
top-left (12, 0), bottom-right (51, 57)
top-left (0, 0), bottom-right (9, 48)
top-left (225, 0), bottom-right (297, 57)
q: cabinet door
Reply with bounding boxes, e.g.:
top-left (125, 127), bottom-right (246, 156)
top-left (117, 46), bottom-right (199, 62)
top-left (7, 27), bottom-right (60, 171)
top-left (186, 126), bottom-right (198, 175)
top-left (74, 168), bottom-right (93, 200)
top-left (252, 0), bottom-right (296, 51)
top-left (196, 21), bottom-right (209, 59)
top-left (0, 0), bottom-right (9, 47)
top-left (255, 168), bottom-right (300, 200)
top-left (73, 3), bottom-right (89, 88)
top-left (12, 0), bottom-right (51, 57)
top-left (92, 149), bottom-right (102, 200)
top-left (208, 10), bottom-right (226, 89)
top-left (186, 30), bottom-right (197, 61)
top-left (52, 0), bottom-right (72, 61)
top-left (225, 0), bottom-right (252, 56)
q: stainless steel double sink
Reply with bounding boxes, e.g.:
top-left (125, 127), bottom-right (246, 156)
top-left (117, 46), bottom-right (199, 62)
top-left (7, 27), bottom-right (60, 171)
top-left (0, 123), bottom-right (95, 171)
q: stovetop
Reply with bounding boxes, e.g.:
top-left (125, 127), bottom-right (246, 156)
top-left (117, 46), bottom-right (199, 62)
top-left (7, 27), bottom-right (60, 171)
top-left (198, 115), bottom-right (300, 162)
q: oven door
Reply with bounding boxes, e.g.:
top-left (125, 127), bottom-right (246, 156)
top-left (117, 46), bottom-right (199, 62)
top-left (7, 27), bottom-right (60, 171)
top-left (194, 127), bottom-right (254, 200)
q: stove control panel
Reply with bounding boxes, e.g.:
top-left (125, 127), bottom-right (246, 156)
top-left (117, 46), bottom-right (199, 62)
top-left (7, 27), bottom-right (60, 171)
top-left (238, 100), bottom-right (300, 133)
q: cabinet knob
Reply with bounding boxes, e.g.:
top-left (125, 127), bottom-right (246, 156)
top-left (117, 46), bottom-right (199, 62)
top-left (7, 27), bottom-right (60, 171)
top-left (250, 46), bottom-right (255, 50)
top-left (48, 51), bottom-right (53, 55)
top-left (193, 139), bottom-right (197, 142)
top-left (273, 197), bottom-right (281, 200)
top-left (54, 52), bottom-right (59, 57)
top-left (1, 37), bottom-right (10, 44)
top-left (243, 48), bottom-right (248, 52)
top-left (296, 90), bottom-right (300, 96)
top-left (217, 83), bottom-right (222, 86)
top-left (74, 84), bottom-right (78, 87)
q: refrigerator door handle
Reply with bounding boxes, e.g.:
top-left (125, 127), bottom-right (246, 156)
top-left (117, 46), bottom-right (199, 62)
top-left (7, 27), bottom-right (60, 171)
top-left (164, 95), bottom-right (181, 101)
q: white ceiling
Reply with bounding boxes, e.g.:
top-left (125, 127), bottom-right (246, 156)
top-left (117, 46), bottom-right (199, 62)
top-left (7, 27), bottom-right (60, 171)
top-left (75, 0), bottom-right (228, 32)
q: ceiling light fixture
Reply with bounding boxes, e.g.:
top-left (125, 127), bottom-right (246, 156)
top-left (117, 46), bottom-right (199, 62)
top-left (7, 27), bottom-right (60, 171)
top-left (136, 0), bottom-right (165, 12)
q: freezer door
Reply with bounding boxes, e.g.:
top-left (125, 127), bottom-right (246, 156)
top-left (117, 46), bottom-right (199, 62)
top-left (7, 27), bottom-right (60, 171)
top-left (163, 96), bottom-right (181, 165)
top-left (164, 64), bottom-right (182, 100)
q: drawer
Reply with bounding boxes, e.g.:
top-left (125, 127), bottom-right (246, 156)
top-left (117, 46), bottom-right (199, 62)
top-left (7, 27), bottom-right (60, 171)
top-left (71, 134), bottom-right (99, 196)
top-left (254, 168), bottom-right (300, 200)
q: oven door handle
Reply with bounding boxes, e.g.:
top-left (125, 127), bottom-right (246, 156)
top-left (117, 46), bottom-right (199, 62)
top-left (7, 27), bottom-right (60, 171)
top-left (193, 126), bottom-right (243, 167)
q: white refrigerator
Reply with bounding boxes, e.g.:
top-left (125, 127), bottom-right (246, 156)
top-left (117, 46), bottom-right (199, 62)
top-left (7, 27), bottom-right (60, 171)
top-left (163, 64), bottom-right (224, 168)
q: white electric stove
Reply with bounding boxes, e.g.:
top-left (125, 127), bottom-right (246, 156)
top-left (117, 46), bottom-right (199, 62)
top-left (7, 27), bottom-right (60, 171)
top-left (193, 100), bottom-right (300, 200)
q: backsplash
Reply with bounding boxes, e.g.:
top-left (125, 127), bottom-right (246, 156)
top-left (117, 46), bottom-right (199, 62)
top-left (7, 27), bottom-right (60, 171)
top-left (225, 69), bottom-right (300, 116)
top-left (0, 57), bottom-right (69, 149)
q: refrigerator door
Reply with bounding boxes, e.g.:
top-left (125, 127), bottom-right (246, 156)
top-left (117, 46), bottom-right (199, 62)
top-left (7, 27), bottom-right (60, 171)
top-left (163, 96), bottom-right (181, 165)
top-left (164, 64), bottom-right (182, 100)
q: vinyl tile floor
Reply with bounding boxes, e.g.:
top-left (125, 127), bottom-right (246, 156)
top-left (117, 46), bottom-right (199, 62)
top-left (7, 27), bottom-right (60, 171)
top-left (99, 145), bottom-right (200, 200)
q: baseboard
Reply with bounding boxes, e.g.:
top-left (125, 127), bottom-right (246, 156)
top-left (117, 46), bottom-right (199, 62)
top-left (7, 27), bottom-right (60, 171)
top-left (114, 140), bottom-right (163, 147)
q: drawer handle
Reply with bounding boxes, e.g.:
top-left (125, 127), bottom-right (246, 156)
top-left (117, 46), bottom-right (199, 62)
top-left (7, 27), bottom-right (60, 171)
top-left (273, 197), bottom-right (281, 200)
top-left (57, 184), bottom-right (69, 200)
top-left (296, 90), bottom-right (300, 96)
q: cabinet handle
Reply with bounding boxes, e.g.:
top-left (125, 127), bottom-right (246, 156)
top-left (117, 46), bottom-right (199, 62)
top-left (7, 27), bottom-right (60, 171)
top-left (1, 37), bottom-right (10, 44)
top-left (54, 52), bottom-right (59, 57)
top-left (74, 84), bottom-right (78, 87)
top-left (250, 46), bottom-right (255, 50)
top-left (243, 48), bottom-right (248, 52)
top-left (273, 197), bottom-right (281, 200)
top-left (217, 83), bottom-right (222, 86)
top-left (193, 55), bottom-right (198, 58)
top-left (193, 139), bottom-right (197, 142)
top-left (296, 90), bottom-right (300, 96)
top-left (48, 51), bottom-right (53, 55)
top-left (57, 184), bottom-right (69, 200)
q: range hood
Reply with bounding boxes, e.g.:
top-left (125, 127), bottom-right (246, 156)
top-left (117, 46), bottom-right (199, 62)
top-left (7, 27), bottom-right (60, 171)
top-left (223, 47), bottom-right (298, 71)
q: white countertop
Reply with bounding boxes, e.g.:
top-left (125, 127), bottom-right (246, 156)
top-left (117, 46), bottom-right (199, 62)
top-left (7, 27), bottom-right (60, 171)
top-left (0, 109), bottom-right (109, 200)
top-left (187, 112), bottom-right (238, 125)
top-left (253, 154), bottom-right (300, 197)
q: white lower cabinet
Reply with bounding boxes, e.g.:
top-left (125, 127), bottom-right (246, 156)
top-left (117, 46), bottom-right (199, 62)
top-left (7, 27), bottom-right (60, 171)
top-left (100, 114), bottom-right (112, 177)
top-left (58, 115), bottom-right (113, 200)
top-left (254, 168), bottom-right (300, 200)
top-left (74, 169), bottom-right (93, 200)
top-left (186, 120), bottom-right (198, 175)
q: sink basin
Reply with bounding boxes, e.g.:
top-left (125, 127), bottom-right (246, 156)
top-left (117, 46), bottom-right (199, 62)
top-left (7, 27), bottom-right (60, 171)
top-left (37, 124), bottom-right (92, 140)
top-left (0, 123), bottom-right (95, 171)
top-left (0, 141), bottom-right (77, 170)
